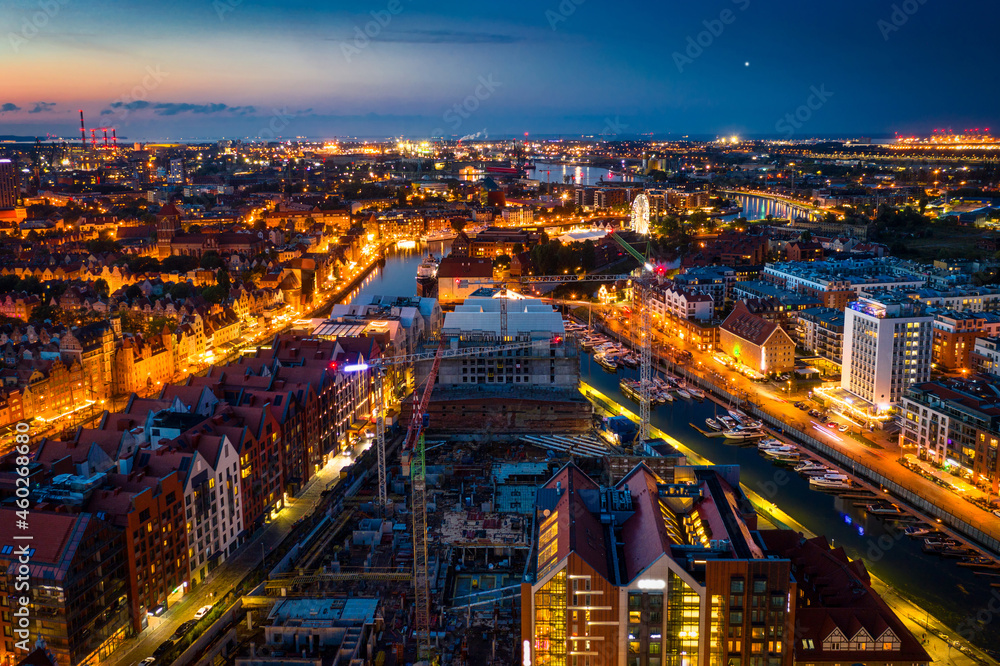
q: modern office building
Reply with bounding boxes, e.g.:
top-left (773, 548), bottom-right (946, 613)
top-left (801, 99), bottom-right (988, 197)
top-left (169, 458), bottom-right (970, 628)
top-left (841, 296), bottom-right (933, 409)
top-left (521, 462), bottom-right (795, 666)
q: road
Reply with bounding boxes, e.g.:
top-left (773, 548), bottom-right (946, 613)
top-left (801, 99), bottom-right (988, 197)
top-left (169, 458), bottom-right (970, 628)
top-left (105, 454), bottom-right (351, 666)
top-left (588, 306), bottom-right (1000, 545)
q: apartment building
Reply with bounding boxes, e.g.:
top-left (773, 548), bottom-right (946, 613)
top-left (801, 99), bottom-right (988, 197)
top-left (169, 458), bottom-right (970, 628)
top-left (649, 283), bottom-right (714, 322)
top-left (931, 311), bottom-right (1000, 371)
top-left (797, 307), bottom-right (845, 364)
top-left (87, 468), bottom-right (189, 632)
top-left (0, 510), bottom-right (131, 666)
top-left (841, 297), bottom-right (933, 409)
top-left (900, 378), bottom-right (1000, 491)
top-left (522, 463), bottom-right (795, 666)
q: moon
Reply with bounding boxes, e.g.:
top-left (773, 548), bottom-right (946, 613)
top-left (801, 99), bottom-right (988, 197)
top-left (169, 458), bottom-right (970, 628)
top-left (745, 61), bottom-right (750, 67)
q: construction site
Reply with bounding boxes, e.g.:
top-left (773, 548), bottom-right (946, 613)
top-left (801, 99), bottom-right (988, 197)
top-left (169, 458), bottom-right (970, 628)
top-left (161, 283), bottom-right (655, 666)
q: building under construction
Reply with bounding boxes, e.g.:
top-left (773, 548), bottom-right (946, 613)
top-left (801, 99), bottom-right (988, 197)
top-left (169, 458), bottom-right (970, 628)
top-left (409, 296), bottom-right (592, 436)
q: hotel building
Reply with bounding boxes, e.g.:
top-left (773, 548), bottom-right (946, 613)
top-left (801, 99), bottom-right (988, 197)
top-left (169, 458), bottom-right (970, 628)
top-left (841, 296), bottom-right (932, 410)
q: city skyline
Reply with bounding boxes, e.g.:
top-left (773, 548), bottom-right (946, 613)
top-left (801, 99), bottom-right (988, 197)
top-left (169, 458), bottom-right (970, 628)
top-left (2, 0), bottom-right (999, 139)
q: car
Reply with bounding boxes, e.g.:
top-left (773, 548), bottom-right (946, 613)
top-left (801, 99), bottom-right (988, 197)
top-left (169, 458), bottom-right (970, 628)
top-left (808, 409), bottom-right (821, 417)
top-left (152, 641), bottom-right (173, 658)
top-left (993, 510), bottom-right (1000, 518)
top-left (172, 620), bottom-right (197, 640)
top-left (839, 424), bottom-right (850, 432)
top-left (194, 605), bottom-right (213, 620)
top-left (138, 658), bottom-right (156, 666)
top-left (826, 422), bottom-right (837, 429)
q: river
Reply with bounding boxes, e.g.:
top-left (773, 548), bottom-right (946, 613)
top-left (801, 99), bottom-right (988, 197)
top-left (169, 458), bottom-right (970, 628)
top-left (351, 244), bottom-right (998, 655)
top-left (579, 353), bottom-right (999, 655)
top-left (723, 193), bottom-right (821, 222)
top-left (531, 161), bottom-right (643, 187)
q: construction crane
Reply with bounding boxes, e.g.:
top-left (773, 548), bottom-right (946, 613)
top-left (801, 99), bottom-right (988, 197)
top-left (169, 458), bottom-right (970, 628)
top-left (344, 339), bottom-right (541, 517)
top-left (345, 335), bottom-right (560, 661)
top-left (610, 231), bottom-right (655, 442)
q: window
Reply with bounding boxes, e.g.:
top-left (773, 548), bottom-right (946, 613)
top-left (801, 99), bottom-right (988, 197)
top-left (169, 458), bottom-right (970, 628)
top-left (729, 611), bottom-right (743, 625)
top-left (752, 579), bottom-right (766, 594)
top-left (731, 579), bottom-right (744, 593)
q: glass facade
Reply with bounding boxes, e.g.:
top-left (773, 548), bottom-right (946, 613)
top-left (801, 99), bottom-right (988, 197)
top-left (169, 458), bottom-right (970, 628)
top-left (535, 570), bottom-right (567, 665)
top-left (665, 572), bottom-right (700, 666)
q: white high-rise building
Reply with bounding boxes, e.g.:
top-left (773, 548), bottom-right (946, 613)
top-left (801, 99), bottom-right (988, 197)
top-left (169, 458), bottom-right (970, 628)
top-left (841, 296), bottom-right (933, 410)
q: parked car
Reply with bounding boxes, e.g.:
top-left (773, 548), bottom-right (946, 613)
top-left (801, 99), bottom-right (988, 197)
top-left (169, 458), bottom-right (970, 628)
top-left (993, 510), bottom-right (1000, 518)
top-left (152, 641), bottom-right (173, 658)
top-left (808, 409), bottom-right (821, 417)
top-left (194, 605), bottom-right (213, 620)
top-left (839, 424), bottom-right (850, 432)
top-left (826, 422), bottom-right (837, 429)
top-left (138, 658), bottom-right (156, 666)
top-left (172, 620), bottom-right (197, 640)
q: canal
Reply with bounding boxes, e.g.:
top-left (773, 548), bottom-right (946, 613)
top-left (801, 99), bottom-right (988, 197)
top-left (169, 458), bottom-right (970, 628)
top-left (359, 244), bottom-right (999, 654)
top-left (580, 354), bottom-right (1000, 655)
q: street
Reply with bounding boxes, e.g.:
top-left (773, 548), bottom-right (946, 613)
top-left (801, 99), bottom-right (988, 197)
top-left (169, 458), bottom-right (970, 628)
top-left (587, 306), bottom-right (1000, 545)
top-left (104, 454), bottom-right (351, 666)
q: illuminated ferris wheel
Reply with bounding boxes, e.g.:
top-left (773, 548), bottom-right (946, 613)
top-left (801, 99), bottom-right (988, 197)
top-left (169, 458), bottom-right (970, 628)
top-left (631, 193), bottom-right (650, 235)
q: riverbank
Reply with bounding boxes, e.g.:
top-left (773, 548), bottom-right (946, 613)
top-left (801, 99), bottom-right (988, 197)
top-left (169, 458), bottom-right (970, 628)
top-left (579, 380), bottom-right (999, 666)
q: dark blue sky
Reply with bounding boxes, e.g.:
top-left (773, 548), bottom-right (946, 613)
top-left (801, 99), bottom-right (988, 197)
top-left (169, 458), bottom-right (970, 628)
top-left (0, 0), bottom-right (996, 139)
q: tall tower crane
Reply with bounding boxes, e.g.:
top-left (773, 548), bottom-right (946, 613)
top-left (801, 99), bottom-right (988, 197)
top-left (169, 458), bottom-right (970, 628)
top-left (346, 336), bottom-right (559, 661)
top-left (611, 231), bottom-right (655, 442)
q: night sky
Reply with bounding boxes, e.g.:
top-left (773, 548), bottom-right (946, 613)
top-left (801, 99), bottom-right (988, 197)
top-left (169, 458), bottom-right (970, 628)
top-left (0, 0), bottom-right (996, 140)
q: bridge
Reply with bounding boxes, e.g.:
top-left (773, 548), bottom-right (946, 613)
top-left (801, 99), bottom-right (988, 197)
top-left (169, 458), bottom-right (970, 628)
top-left (462, 273), bottom-right (633, 287)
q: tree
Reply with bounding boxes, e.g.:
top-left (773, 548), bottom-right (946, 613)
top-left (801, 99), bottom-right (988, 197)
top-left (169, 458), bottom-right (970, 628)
top-left (125, 285), bottom-right (143, 300)
top-left (161, 255), bottom-right (200, 273)
top-left (94, 279), bottom-right (110, 299)
top-left (451, 219), bottom-right (467, 233)
top-left (201, 285), bottom-right (226, 304)
top-left (128, 256), bottom-right (160, 274)
top-left (216, 268), bottom-right (232, 292)
top-left (689, 211), bottom-right (711, 229)
top-left (801, 230), bottom-right (813, 242)
top-left (187, 224), bottom-right (202, 234)
top-left (29, 303), bottom-right (62, 323)
top-left (493, 254), bottom-right (512, 271)
top-left (86, 238), bottom-right (122, 254)
top-left (200, 251), bottom-right (224, 270)
top-left (169, 282), bottom-right (193, 300)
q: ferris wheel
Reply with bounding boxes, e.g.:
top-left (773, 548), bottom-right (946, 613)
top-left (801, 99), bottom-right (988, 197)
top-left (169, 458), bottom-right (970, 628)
top-left (631, 193), bottom-right (650, 235)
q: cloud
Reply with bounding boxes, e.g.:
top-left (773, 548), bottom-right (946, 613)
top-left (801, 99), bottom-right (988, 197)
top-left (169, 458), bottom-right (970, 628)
top-left (1, 103), bottom-right (21, 113)
top-left (363, 29), bottom-right (523, 44)
top-left (29, 102), bottom-right (56, 114)
top-left (105, 100), bottom-right (256, 116)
